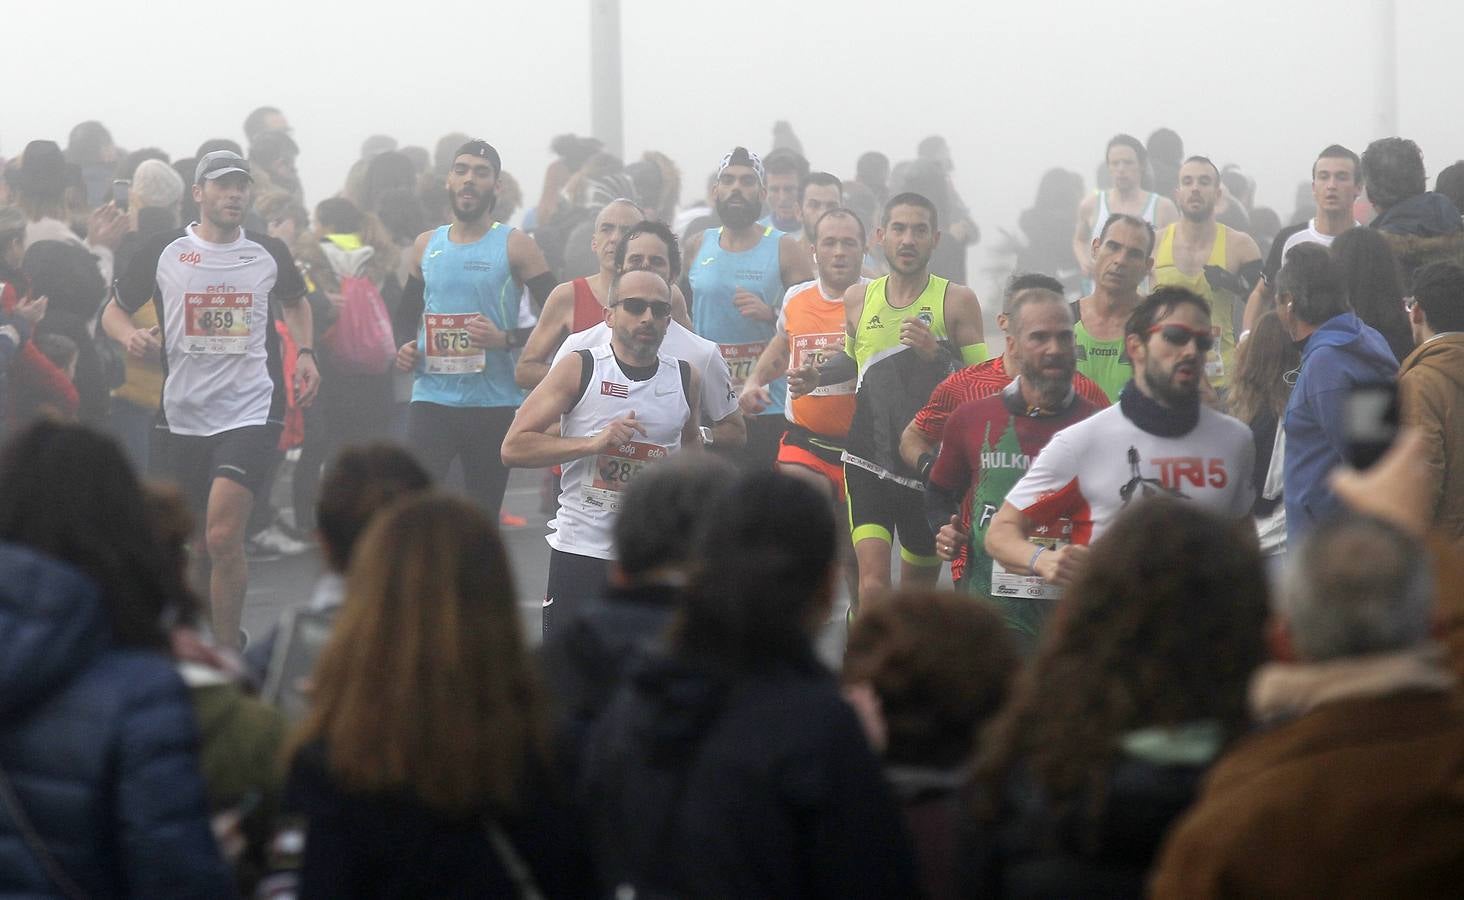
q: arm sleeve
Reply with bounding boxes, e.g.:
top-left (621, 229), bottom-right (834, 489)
top-left (524, 271), bottom-right (557, 312)
top-left (1260, 228), bottom-right (1289, 284)
top-left (115, 233), bottom-right (169, 314)
top-left (393, 274), bottom-right (425, 342)
top-left (116, 666), bottom-right (235, 897)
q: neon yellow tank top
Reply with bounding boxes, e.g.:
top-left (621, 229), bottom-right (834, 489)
top-left (1152, 224), bottom-right (1237, 387)
top-left (847, 274), bottom-right (951, 386)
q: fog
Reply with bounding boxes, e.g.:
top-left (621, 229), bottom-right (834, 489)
top-left (5, 0), bottom-right (1462, 294)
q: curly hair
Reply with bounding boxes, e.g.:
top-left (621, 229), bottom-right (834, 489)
top-left (1361, 137), bottom-right (1426, 210)
top-left (971, 499), bottom-right (1267, 823)
top-left (843, 590), bottom-right (1018, 768)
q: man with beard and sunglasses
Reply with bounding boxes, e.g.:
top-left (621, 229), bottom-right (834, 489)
top-left (985, 286), bottom-right (1255, 592)
top-left (394, 140), bottom-right (555, 516)
top-left (685, 147), bottom-right (814, 469)
top-left (503, 269), bottom-right (701, 635)
top-left (923, 288), bottom-right (1102, 652)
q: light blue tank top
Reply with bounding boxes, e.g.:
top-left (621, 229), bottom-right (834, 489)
top-left (688, 226), bottom-right (788, 414)
top-left (412, 222), bottom-right (524, 408)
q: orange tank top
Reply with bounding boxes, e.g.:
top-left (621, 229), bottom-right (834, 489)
top-left (782, 280), bottom-right (856, 438)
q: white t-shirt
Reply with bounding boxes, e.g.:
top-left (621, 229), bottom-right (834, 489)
top-left (116, 224), bottom-right (306, 436)
top-left (556, 319), bottom-right (738, 424)
top-left (549, 344), bottom-right (690, 559)
top-left (1004, 403), bottom-right (1256, 545)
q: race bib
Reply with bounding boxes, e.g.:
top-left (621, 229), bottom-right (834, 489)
top-left (793, 331), bottom-right (852, 396)
top-left (990, 527), bottom-right (1071, 602)
top-left (718, 341), bottom-right (765, 390)
top-left (585, 440), bottom-right (667, 513)
top-left (183, 292), bottom-right (252, 355)
top-left (424, 314), bottom-right (486, 374)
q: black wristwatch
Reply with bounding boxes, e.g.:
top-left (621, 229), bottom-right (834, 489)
top-left (917, 452), bottom-right (935, 485)
top-left (296, 347), bottom-right (317, 359)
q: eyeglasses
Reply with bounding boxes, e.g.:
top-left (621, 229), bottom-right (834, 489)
top-left (614, 297), bottom-right (672, 318)
top-left (1147, 323), bottom-right (1215, 353)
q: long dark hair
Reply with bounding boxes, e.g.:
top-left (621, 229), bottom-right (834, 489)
top-left (0, 421), bottom-right (181, 649)
top-left (1330, 227), bottom-right (1414, 361)
top-left (673, 470), bottom-right (836, 672)
top-left (1228, 311), bottom-right (1299, 426)
top-left (972, 499), bottom-right (1266, 821)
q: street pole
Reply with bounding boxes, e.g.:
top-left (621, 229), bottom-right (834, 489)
top-left (1374, 0), bottom-right (1399, 137)
top-left (590, 0), bottom-right (624, 159)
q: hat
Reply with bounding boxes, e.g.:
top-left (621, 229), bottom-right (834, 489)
top-left (361, 134), bottom-right (398, 158)
top-left (194, 150), bottom-right (252, 185)
top-left (453, 139), bottom-right (501, 176)
top-left (133, 159), bottom-right (185, 210)
top-left (718, 146), bottom-right (764, 186)
top-left (19, 140), bottom-right (67, 197)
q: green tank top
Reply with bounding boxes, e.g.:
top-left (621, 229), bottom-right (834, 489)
top-left (846, 274), bottom-right (951, 381)
top-left (1072, 320), bottom-right (1131, 402)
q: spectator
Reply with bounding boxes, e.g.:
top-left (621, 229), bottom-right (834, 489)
top-left (64, 120), bottom-right (119, 208)
top-left (15, 140), bottom-right (125, 283)
top-left (843, 590), bottom-right (1019, 900)
top-left (540, 454), bottom-right (735, 757)
top-left (857, 150), bottom-right (892, 206)
top-left (13, 332), bottom-right (79, 422)
top-left (1275, 244), bottom-right (1398, 543)
top-left (1435, 160), bottom-right (1464, 221)
top-left (965, 498), bottom-right (1267, 897)
top-left (1146, 127), bottom-right (1184, 198)
top-left (1151, 515), bottom-right (1464, 898)
top-left (1363, 137), bottom-right (1464, 290)
top-left (535, 133), bottom-right (603, 227)
top-left (0, 421), bottom-right (232, 896)
top-left (1399, 261), bottom-right (1464, 545)
top-left (279, 494), bottom-right (590, 896)
top-left (21, 239), bottom-right (111, 425)
top-left (1330, 226), bottom-right (1414, 362)
top-left (249, 129), bottom-right (303, 203)
top-left (1228, 311), bottom-right (1300, 559)
top-left (0, 207), bottom-right (76, 435)
top-left (243, 105), bottom-right (290, 142)
top-left (580, 470), bottom-right (919, 897)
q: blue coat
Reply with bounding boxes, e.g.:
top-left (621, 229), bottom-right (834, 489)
top-left (1283, 312), bottom-right (1399, 543)
top-left (0, 543), bottom-right (232, 898)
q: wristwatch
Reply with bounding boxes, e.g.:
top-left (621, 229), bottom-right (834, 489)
top-left (699, 426), bottom-right (713, 446)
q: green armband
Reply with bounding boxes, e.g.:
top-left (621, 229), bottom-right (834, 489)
top-left (960, 342), bottom-right (990, 365)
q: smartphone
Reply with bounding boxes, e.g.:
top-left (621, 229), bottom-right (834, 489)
top-left (112, 179), bottom-right (130, 212)
top-left (1343, 381), bottom-right (1399, 469)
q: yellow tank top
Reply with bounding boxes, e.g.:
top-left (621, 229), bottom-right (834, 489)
top-left (1152, 224), bottom-right (1236, 387)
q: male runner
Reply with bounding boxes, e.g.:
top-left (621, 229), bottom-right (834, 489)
top-left (985, 286), bottom-right (1255, 588)
top-left (899, 273), bottom-right (1109, 583)
top-left (925, 288), bottom-right (1102, 652)
top-left (557, 219), bottom-right (745, 449)
top-left (685, 147), bottom-right (814, 467)
top-left (762, 149), bottom-right (809, 235)
top-left (1073, 134), bottom-right (1178, 288)
top-left (394, 139), bottom-right (555, 515)
top-left (1242, 144), bottom-right (1363, 332)
top-left (741, 207), bottom-right (866, 499)
top-left (1151, 156), bottom-right (1263, 389)
top-left (104, 150), bottom-right (320, 651)
top-left (514, 198), bottom-right (691, 389)
top-left (793, 192), bottom-right (987, 601)
top-left (1071, 213), bottom-right (1156, 400)
top-left (795, 172), bottom-right (844, 249)
top-left (502, 270), bottom-right (700, 635)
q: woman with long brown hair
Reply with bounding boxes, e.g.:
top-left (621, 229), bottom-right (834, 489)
top-left (964, 499), bottom-right (1268, 897)
top-left (283, 493), bottom-right (589, 897)
top-left (1229, 311), bottom-right (1301, 556)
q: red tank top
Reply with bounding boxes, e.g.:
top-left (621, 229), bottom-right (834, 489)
top-left (571, 277), bottom-right (605, 333)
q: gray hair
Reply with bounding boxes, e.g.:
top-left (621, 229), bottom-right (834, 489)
top-left (1007, 288), bottom-right (1071, 334)
top-left (1279, 516), bottom-right (1433, 661)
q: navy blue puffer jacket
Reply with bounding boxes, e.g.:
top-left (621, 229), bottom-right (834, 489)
top-left (0, 543), bottom-right (233, 897)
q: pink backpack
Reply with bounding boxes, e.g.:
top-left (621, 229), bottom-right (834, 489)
top-left (325, 275), bottom-right (395, 374)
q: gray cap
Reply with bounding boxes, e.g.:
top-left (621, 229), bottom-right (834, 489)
top-left (194, 150), bottom-right (252, 185)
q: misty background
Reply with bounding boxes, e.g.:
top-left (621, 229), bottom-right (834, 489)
top-left (5, 0), bottom-right (1461, 296)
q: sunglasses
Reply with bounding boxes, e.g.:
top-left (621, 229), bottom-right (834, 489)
top-left (1148, 323), bottom-right (1214, 353)
top-left (614, 297), bottom-right (672, 318)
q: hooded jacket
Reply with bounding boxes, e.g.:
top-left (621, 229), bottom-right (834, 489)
top-left (579, 650), bottom-right (919, 898)
top-left (0, 543), bottom-right (232, 898)
top-left (1371, 191), bottom-right (1464, 238)
top-left (1399, 332), bottom-right (1464, 543)
top-left (1283, 312), bottom-right (1399, 542)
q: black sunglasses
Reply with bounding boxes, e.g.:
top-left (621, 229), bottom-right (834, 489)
top-left (614, 297), bottom-right (672, 318)
top-left (1148, 323), bottom-right (1214, 353)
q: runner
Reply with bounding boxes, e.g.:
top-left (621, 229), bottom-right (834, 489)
top-left (1073, 134), bottom-right (1178, 291)
top-left (1243, 144), bottom-right (1363, 332)
top-left (924, 288), bottom-right (1102, 653)
top-left (501, 269), bottom-right (700, 635)
top-left (557, 218), bottom-right (745, 448)
top-left (1071, 213), bottom-right (1156, 400)
top-left (514, 198), bottom-right (691, 390)
top-left (792, 192), bottom-right (987, 603)
top-left (685, 147), bottom-right (814, 468)
top-left (795, 172), bottom-right (844, 249)
top-left (899, 274), bottom-right (1109, 583)
top-left (1151, 156), bottom-right (1263, 390)
top-left (761, 149), bottom-right (809, 235)
top-left (984, 286), bottom-right (1255, 589)
top-left (103, 150), bottom-right (320, 652)
top-left (393, 139), bottom-right (555, 516)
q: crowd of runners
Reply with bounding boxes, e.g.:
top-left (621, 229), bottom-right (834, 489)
top-left (1, 109), bottom-right (1463, 896)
